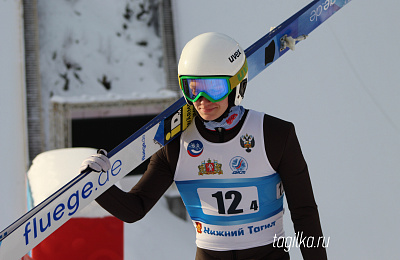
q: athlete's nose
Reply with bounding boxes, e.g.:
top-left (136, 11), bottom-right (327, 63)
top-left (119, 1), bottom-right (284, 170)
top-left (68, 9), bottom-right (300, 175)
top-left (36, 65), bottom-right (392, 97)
top-left (198, 96), bottom-right (212, 103)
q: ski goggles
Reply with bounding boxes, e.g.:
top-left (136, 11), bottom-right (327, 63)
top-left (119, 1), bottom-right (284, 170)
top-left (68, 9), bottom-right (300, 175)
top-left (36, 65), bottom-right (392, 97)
top-left (179, 59), bottom-right (248, 103)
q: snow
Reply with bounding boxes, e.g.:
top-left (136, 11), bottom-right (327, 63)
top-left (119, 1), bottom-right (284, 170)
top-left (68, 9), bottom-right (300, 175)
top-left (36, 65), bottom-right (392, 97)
top-left (1, 0), bottom-right (399, 259)
top-left (37, 0), bottom-right (164, 98)
top-left (37, 0), bottom-right (172, 145)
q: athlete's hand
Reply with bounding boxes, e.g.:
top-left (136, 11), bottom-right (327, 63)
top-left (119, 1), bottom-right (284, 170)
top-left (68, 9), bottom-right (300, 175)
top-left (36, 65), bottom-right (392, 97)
top-left (79, 149), bottom-right (111, 173)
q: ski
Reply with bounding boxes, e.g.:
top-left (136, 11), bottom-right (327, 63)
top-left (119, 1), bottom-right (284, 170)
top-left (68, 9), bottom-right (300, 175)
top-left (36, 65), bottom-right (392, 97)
top-left (0, 1), bottom-right (351, 259)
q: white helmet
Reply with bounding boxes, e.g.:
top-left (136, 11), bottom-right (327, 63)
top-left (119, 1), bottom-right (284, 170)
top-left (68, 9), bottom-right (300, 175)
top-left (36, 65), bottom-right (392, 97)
top-left (178, 32), bottom-right (248, 106)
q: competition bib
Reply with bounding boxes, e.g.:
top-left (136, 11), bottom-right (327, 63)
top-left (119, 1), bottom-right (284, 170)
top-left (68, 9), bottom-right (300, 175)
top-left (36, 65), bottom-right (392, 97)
top-left (176, 174), bottom-right (283, 226)
top-left (174, 110), bottom-right (285, 250)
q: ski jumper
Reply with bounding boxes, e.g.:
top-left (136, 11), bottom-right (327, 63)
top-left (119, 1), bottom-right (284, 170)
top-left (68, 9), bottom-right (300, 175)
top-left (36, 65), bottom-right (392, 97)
top-left (175, 110), bottom-right (284, 251)
top-left (95, 109), bottom-right (327, 259)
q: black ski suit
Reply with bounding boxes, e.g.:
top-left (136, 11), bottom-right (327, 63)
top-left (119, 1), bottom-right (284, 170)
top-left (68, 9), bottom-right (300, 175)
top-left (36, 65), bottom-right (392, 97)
top-left (96, 110), bottom-right (327, 260)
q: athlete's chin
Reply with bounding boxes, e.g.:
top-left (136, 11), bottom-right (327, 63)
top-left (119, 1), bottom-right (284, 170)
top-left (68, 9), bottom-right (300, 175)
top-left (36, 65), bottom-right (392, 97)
top-left (196, 106), bottom-right (225, 121)
top-left (199, 111), bottom-right (217, 121)
top-left (201, 115), bottom-right (217, 121)
top-left (199, 112), bottom-right (223, 121)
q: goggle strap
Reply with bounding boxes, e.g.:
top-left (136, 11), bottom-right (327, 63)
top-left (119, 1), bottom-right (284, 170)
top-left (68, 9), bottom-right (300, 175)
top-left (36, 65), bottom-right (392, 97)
top-left (229, 58), bottom-right (248, 90)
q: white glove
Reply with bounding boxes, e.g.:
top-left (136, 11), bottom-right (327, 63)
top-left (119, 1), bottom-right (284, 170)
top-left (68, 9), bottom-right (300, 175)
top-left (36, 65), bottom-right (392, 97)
top-left (80, 149), bottom-right (111, 173)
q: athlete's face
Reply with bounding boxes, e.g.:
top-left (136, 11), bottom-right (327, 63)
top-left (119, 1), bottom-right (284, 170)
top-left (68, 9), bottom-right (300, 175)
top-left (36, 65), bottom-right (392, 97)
top-left (193, 96), bottom-right (228, 121)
